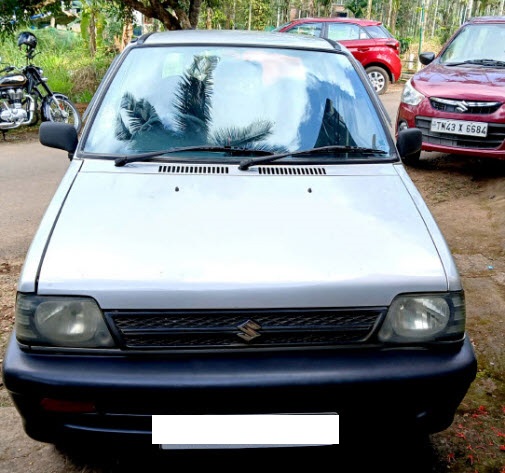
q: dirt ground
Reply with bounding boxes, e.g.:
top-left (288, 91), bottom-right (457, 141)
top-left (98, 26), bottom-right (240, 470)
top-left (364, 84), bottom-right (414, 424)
top-left (404, 156), bottom-right (505, 472)
top-left (1, 140), bottom-right (504, 471)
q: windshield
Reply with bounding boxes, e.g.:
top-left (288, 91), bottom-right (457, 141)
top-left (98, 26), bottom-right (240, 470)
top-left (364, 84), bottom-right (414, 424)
top-left (83, 45), bottom-right (391, 160)
top-left (440, 23), bottom-right (505, 63)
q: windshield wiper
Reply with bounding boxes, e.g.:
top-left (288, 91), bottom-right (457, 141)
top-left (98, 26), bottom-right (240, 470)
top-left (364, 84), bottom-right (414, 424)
top-left (444, 58), bottom-right (505, 67)
top-left (238, 145), bottom-right (388, 170)
top-left (114, 146), bottom-right (275, 167)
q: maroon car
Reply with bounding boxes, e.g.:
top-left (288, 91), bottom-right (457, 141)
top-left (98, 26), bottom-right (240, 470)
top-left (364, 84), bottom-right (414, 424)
top-left (396, 16), bottom-right (505, 165)
top-left (274, 17), bottom-right (402, 95)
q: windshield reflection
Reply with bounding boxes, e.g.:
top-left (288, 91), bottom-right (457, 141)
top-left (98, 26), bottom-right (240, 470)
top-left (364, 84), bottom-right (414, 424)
top-left (441, 23), bottom-right (505, 64)
top-left (84, 46), bottom-right (389, 159)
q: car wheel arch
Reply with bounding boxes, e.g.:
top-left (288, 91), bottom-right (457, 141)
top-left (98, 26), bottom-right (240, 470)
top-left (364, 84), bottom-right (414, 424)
top-left (365, 64), bottom-right (391, 95)
top-left (364, 62), bottom-right (393, 82)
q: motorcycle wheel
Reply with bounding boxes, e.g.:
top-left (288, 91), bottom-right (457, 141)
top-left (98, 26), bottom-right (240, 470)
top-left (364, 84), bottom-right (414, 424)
top-left (43, 93), bottom-right (82, 132)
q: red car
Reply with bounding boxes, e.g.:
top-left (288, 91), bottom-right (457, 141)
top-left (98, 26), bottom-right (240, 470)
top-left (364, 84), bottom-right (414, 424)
top-left (274, 17), bottom-right (402, 94)
top-left (396, 16), bottom-right (505, 165)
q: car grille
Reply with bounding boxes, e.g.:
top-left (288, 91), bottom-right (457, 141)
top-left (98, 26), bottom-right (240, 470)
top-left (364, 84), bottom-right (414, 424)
top-left (415, 116), bottom-right (505, 149)
top-left (430, 98), bottom-right (502, 115)
top-left (105, 308), bottom-right (385, 350)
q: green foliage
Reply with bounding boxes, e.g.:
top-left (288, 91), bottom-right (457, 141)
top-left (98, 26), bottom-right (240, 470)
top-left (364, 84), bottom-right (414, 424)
top-left (199, 0), bottom-right (274, 31)
top-left (398, 36), bottom-right (413, 54)
top-left (251, 0), bottom-right (273, 31)
top-left (80, 11), bottom-right (90, 42)
top-left (0, 27), bottom-right (114, 103)
top-left (102, 2), bottom-right (132, 45)
top-left (1, 1), bottom-right (59, 37)
top-left (438, 26), bottom-right (454, 45)
top-left (344, 0), bottom-right (368, 18)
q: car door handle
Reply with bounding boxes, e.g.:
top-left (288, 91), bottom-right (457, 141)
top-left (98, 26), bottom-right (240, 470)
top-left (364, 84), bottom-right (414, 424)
top-left (358, 47), bottom-right (370, 51)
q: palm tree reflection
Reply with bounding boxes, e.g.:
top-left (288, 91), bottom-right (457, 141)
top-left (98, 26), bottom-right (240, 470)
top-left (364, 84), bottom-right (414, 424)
top-left (115, 55), bottom-right (281, 153)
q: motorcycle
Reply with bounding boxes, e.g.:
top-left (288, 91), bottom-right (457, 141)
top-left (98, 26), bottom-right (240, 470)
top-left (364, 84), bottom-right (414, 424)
top-left (0, 31), bottom-right (81, 133)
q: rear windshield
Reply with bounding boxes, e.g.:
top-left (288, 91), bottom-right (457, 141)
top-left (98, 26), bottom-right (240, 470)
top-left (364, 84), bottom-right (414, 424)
top-left (83, 45), bottom-right (391, 160)
top-left (364, 25), bottom-right (392, 38)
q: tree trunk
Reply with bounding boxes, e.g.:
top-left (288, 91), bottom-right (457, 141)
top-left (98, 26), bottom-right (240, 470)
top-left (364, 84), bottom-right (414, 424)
top-left (466, 0), bottom-right (474, 21)
top-left (308, 0), bottom-right (315, 16)
top-left (89, 10), bottom-right (96, 57)
top-left (206, 7), bottom-right (212, 29)
top-left (224, 2), bottom-right (231, 29)
top-left (431, 0), bottom-right (439, 37)
top-left (121, 16), bottom-right (133, 51)
top-left (188, 0), bottom-right (202, 28)
top-left (248, 0), bottom-right (252, 30)
top-left (390, 7), bottom-right (398, 35)
top-left (118, 0), bottom-right (203, 30)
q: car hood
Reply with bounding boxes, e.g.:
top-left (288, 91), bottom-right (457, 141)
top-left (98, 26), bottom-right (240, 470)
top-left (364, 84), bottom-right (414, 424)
top-left (37, 160), bottom-right (448, 309)
top-left (412, 62), bottom-right (505, 100)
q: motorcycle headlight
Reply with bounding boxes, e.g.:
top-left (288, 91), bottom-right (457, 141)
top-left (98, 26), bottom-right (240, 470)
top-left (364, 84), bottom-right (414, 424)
top-left (15, 294), bottom-right (115, 348)
top-left (378, 292), bottom-right (466, 343)
top-left (401, 79), bottom-right (425, 106)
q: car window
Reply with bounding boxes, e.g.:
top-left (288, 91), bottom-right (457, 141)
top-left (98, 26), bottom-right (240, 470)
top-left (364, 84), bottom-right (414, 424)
top-left (272, 22), bottom-right (292, 32)
top-left (83, 46), bottom-right (391, 159)
top-left (327, 23), bottom-right (362, 41)
top-left (285, 22), bottom-right (323, 37)
top-left (364, 25), bottom-right (392, 38)
top-left (440, 23), bottom-right (505, 63)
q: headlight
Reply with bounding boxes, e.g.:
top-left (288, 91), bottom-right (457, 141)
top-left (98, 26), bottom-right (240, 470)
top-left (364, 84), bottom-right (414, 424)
top-left (378, 292), bottom-right (466, 343)
top-left (401, 79), bottom-right (425, 106)
top-left (15, 294), bottom-right (115, 348)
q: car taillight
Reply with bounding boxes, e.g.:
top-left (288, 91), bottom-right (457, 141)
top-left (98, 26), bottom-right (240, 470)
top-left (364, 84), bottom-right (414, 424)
top-left (40, 398), bottom-right (96, 413)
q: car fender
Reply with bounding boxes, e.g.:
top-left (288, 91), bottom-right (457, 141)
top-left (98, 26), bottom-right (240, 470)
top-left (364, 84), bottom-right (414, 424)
top-left (18, 158), bottom-right (83, 293)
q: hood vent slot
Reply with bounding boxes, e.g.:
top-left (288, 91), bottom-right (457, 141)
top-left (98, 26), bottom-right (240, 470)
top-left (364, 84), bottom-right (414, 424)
top-left (158, 165), bottom-right (229, 174)
top-left (258, 166), bottom-right (326, 175)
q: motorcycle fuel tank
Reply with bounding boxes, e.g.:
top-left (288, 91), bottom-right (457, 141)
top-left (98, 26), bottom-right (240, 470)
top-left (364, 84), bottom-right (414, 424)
top-left (0, 74), bottom-right (27, 88)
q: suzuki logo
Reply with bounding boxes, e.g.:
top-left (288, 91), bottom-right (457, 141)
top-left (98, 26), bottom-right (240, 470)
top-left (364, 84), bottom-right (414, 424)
top-left (236, 319), bottom-right (262, 342)
top-left (456, 100), bottom-right (469, 113)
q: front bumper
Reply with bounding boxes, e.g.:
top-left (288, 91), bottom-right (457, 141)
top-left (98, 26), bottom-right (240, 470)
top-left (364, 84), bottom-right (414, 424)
top-left (397, 101), bottom-right (505, 159)
top-left (3, 334), bottom-right (477, 444)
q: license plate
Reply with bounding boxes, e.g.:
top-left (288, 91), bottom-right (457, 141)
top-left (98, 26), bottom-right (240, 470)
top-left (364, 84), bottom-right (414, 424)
top-left (430, 119), bottom-right (488, 137)
top-left (155, 413), bottom-right (339, 449)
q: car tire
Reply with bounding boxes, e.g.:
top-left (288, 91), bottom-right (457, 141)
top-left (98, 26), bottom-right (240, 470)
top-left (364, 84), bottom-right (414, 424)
top-left (366, 66), bottom-right (389, 95)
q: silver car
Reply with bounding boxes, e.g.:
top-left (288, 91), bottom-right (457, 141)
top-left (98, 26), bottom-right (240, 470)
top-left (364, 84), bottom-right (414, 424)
top-left (3, 30), bottom-right (476, 447)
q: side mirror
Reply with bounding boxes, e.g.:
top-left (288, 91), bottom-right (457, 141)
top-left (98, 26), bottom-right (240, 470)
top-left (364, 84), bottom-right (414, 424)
top-left (419, 52), bottom-right (436, 66)
top-left (397, 127), bottom-right (422, 161)
top-left (39, 122), bottom-right (78, 159)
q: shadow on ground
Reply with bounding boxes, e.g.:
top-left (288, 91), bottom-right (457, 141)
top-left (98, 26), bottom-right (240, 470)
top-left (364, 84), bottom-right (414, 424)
top-left (413, 153), bottom-right (505, 180)
top-left (52, 428), bottom-right (441, 473)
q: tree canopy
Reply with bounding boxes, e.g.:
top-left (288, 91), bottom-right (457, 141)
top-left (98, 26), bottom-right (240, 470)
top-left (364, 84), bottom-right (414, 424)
top-left (0, 0), bottom-right (203, 34)
top-left (2, 0), bottom-right (505, 47)
top-left (117, 0), bottom-right (202, 29)
top-left (0, 1), bottom-right (67, 35)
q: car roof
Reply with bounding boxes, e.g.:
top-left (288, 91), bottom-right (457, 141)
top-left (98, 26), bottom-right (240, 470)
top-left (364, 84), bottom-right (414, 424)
top-left (286, 17), bottom-right (382, 26)
top-left (467, 15), bottom-right (505, 24)
top-left (140, 29), bottom-right (337, 51)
